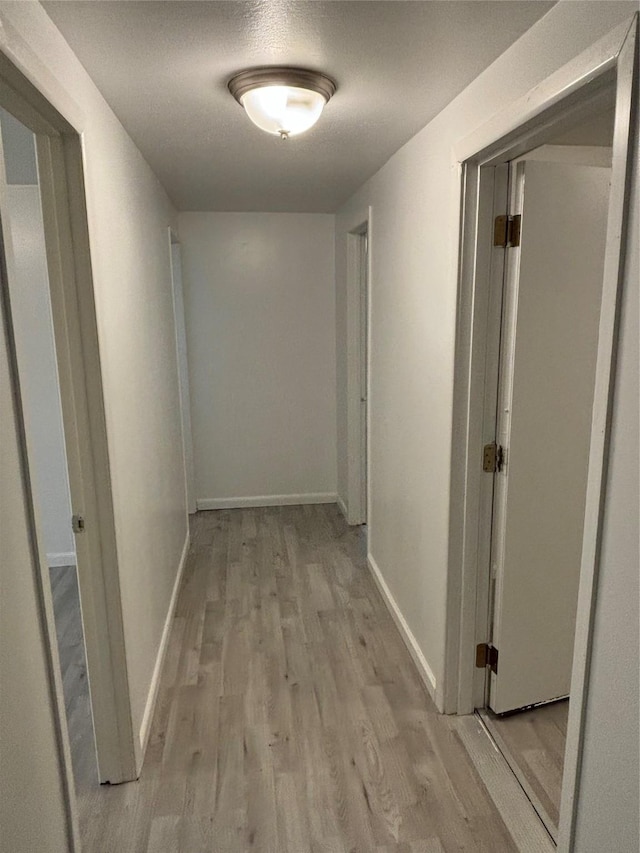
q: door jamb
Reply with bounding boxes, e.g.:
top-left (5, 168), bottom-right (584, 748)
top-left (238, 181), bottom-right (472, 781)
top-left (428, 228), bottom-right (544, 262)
top-left (168, 229), bottom-right (196, 516)
top-left (343, 206), bottom-right (372, 527)
top-left (444, 15), bottom-right (638, 852)
top-left (456, 160), bottom-right (510, 715)
top-left (0, 44), bottom-right (137, 802)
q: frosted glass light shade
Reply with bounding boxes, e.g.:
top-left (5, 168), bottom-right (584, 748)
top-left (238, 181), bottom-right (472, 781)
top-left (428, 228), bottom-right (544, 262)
top-left (228, 67), bottom-right (336, 140)
top-left (241, 85), bottom-right (326, 138)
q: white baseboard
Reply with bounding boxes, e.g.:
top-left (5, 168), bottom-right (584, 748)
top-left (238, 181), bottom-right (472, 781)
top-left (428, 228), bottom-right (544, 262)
top-left (139, 531), bottom-right (190, 756)
top-left (337, 496), bottom-right (349, 521)
top-left (196, 493), bottom-right (337, 510)
top-left (47, 551), bottom-right (76, 568)
top-left (367, 552), bottom-right (438, 705)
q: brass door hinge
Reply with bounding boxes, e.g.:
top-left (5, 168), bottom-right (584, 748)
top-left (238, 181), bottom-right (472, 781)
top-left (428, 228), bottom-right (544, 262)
top-left (494, 214), bottom-right (521, 248)
top-left (483, 442), bottom-right (505, 473)
top-left (476, 642), bottom-right (499, 674)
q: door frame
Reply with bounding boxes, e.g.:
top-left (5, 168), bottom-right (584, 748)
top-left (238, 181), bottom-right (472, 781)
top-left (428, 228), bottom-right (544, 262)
top-left (0, 40), bottom-right (137, 815)
top-left (444, 14), bottom-right (637, 851)
top-left (357, 226), bottom-right (369, 523)
top-left (168, 230), bottom-right (196, 515)
top-left (342, 206), bottom-right (372, 527)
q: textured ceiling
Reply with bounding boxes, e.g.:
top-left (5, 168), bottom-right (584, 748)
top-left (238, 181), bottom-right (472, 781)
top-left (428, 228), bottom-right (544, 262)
top-left (43, 1), bottom-right (555, 212)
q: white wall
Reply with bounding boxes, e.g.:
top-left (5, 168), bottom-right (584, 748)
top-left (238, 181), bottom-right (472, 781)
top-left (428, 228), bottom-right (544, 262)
top-left (0, 0), bottom-right (188, 802)
top-left (179, 212), bottom-right (337, 508)
top-left (2, 179), bottom-right (75, 567)
top-left (336, 1), bottom-right (638, 702)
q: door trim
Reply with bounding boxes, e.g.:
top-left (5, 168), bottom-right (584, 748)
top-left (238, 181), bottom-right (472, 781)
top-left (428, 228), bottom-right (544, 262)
top-left (37, 132), bottom-right (137, 783)
top-left (445, 14), bottom-right (638, 852)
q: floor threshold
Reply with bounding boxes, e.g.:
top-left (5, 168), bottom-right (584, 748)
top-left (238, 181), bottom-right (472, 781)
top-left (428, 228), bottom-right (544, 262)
top-left (458, 712), bottom-right (557, 851)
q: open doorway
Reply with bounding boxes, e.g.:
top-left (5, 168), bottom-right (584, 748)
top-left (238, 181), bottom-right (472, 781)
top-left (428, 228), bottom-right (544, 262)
top-left (343, 218), bottom-right (370, 536)
top-left (0, 51), bottom-right (139, 847)
top-left (477, 103), bottom-right (615, 839)
top-left (447, 16), bottom-right (637, 851)
top-left (0, 107), bottom-right (98, 796)
top-left (358, 228), bottom-right (369, 528)
top-left (168, 231), bottom-right (196, 516)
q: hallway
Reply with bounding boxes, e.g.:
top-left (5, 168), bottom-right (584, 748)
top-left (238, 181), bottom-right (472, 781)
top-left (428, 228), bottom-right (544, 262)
top-left (79, 505), bottom-right (527, 852)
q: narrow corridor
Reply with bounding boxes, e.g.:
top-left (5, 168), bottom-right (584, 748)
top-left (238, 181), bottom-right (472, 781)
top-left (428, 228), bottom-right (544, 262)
top-left (79, 505), bottom-right (526, 852)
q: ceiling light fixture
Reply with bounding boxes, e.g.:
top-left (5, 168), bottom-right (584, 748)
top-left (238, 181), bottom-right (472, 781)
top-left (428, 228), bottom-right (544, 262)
top-left (228, 67), bottom-right (336, 140)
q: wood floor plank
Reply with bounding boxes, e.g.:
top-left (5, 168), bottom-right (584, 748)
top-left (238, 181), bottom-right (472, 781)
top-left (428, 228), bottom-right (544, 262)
top-left (72, 505), bottom-right (551, 851)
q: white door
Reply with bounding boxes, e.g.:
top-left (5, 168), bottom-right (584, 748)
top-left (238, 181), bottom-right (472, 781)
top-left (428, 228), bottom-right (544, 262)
top-left (488, 159), bottom-right (611, 714)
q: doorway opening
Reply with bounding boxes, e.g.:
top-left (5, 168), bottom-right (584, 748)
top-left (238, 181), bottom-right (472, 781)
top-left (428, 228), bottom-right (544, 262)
top-left (446, 16), bottom-right (637, 852)
top-left (168, 230), bottom-right (196, 516)
top-left (0, 51), bottom-right (138, 848)
top-left (343, 217), bottom-right (371, 537)
top-left (357, 228), bottom-right (369, 529)
top-left (477, 102), bottom-right (616, 841)
top-left (0, 106), bottom-right (99, 798)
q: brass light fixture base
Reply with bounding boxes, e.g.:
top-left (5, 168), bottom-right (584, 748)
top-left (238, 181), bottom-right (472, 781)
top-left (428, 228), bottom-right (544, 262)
top-left (228, 67), bottom-right (337, 104)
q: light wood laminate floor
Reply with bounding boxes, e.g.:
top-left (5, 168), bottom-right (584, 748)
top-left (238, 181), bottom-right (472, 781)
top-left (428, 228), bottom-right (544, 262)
top-left (77, 505), bottom-right (547, 852)
top-left (49, 564), bottom-right (98, 794)
top-left (485, 700), bottom-right (568, 830)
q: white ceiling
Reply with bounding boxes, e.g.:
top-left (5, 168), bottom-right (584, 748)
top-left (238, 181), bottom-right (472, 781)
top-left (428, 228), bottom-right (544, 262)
top-left (43, 1), bottom-right (555, 212)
